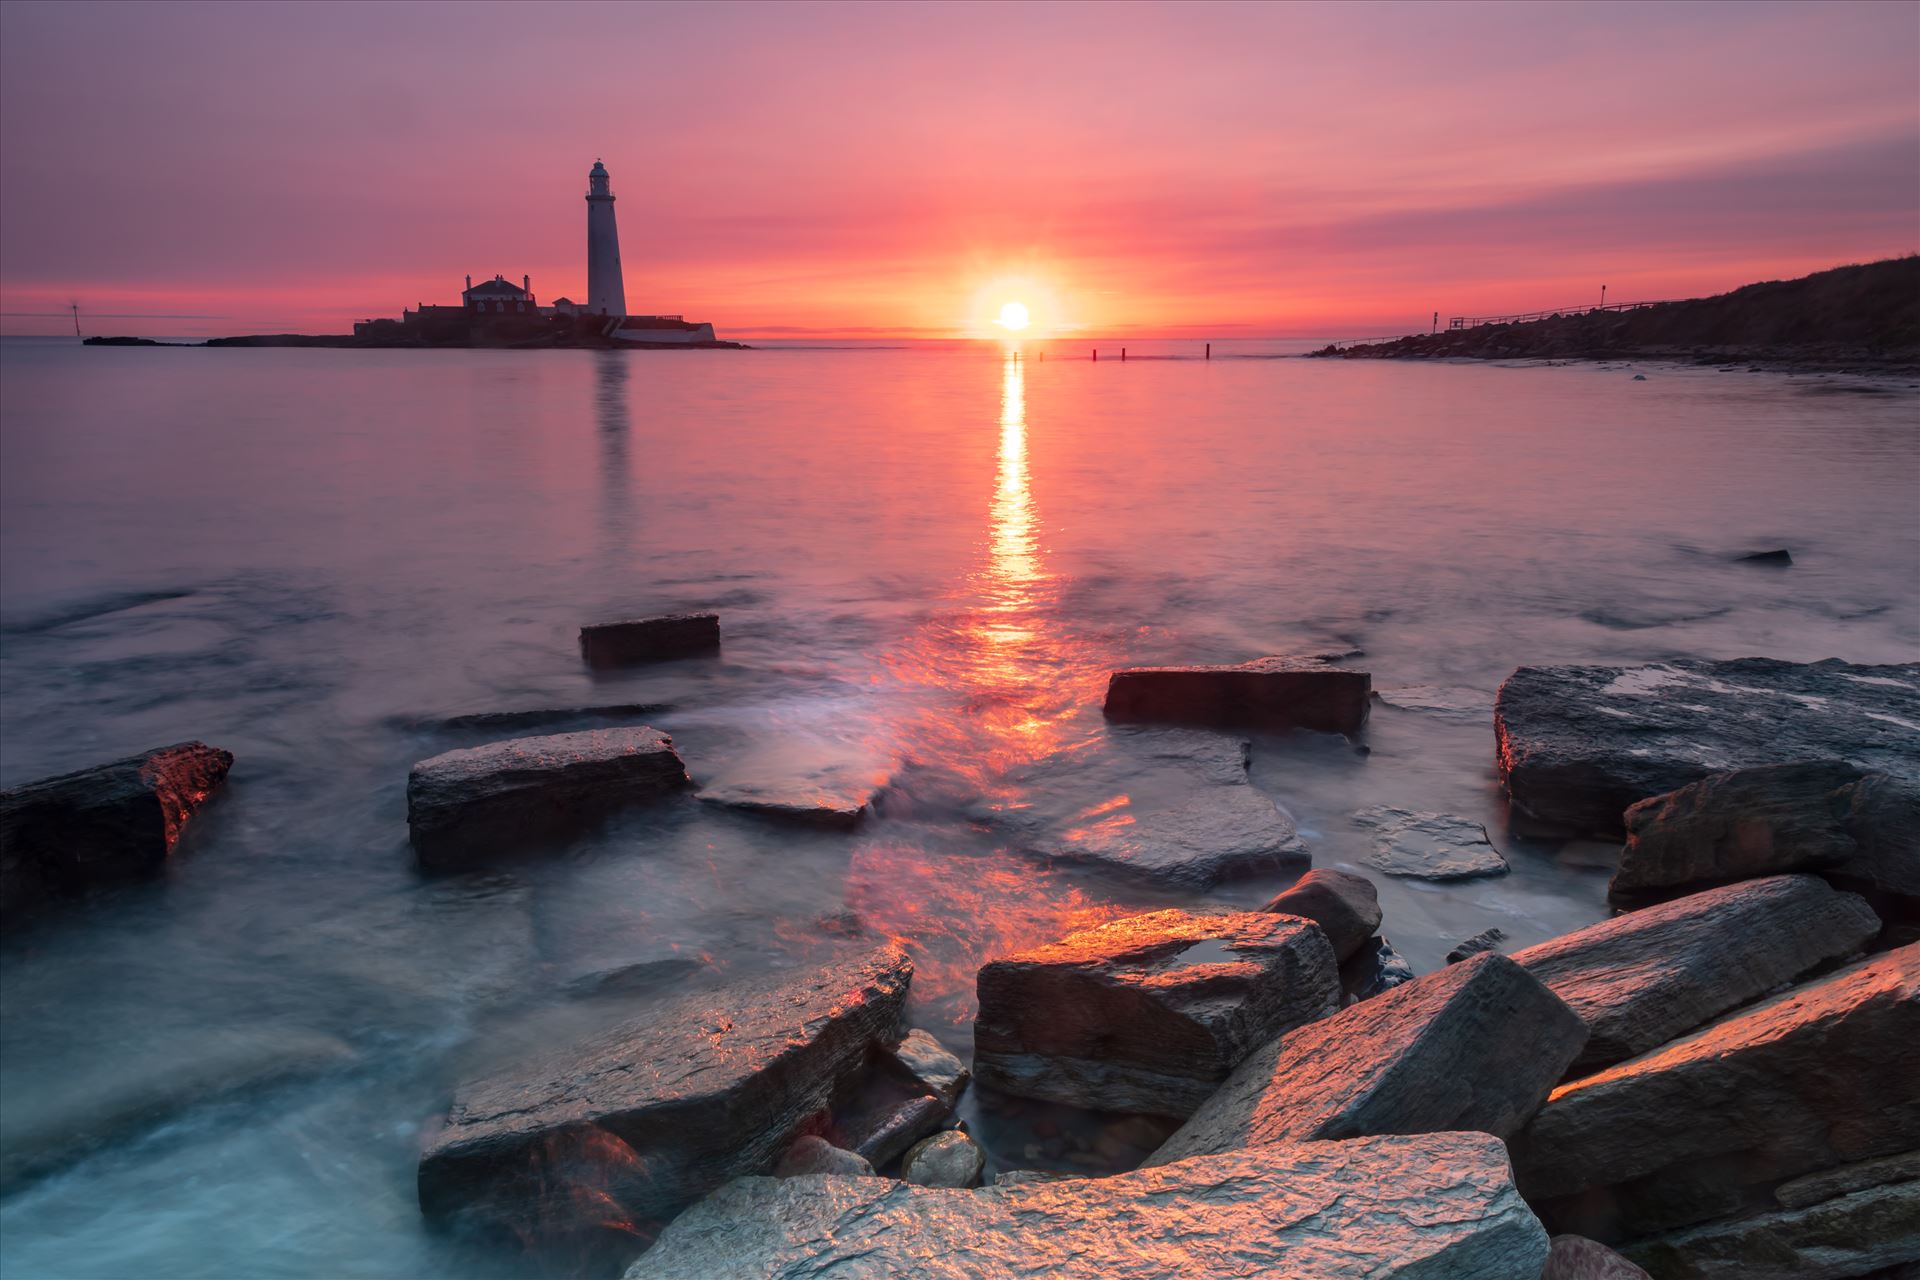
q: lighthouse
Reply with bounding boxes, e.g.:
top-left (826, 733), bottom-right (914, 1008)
top-left (585, 160), bottom-right (627, 318)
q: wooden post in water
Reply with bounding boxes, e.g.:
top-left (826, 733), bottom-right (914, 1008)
top-left (1205, 342), bottom-right (1211, 360)
top-left (1092, 348), bottom-right (1098, 362)
top-left (1122, 347), bottom-right (1127, 362)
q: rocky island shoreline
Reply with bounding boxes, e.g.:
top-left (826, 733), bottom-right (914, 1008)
top-left (2, 610), bottom-right (1916, 1279)
top-left (1310, 257), bottom-right (1920, 373)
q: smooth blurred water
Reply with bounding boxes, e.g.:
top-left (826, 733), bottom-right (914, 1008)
top-left (1, 337), bottom-right (1916, 1277)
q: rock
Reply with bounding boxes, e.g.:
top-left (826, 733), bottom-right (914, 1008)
top-left (1355, 806), bottom-right (1509, 880)
top-left (406, 727), bottom-right (689, 869)
top-left (402, 703), bottom-right (673, 734)
top-left (1147, 954), bottom-right (1587, 1165)
top-left (1621, 1179), bottom-right (1920, 1279)
top-left (578, 612), bottom-right (720, 667)
top-left (773, 1136), bottom-right (873, 1178)
top-left (1103, 655), bottom-right (1372, 735)
top-left (623, 1131), bottom-right (1549, 1279)
top-left (1042, 782), bottom-right (1310, 888)
top-left (836, 1093), bottom-right (950, 1170)
top-left (1494, 658), bottom-right (1920, 836)
top-left (974, 909), bottom-right (1340, 1116)
top-left (1513, 875), bottom-right (1881, 1073)
top-left (1511, 945), bottom-right (1920, 1241)
top-left (416, 942), bottom-right (911, 1240)
top-left (1261, 867), bottom-right (1382, 961)
top-left (1340, 935), bottom-right (1416, 1001)
top-left (887, 1029), bottom-right (969, 1108)
top-left (1614, 763), bottom-right (1919, 900)
top-left (990, 1169), bottom-right (1068, 1186)
top-left (1773, 1149), bottom-right (1920, 1210)
top-left (1737, 549), bottom-right (1793, 565)
top-left (0, 741), bottom-right (233, 919)
top-left (562, 955), bottom-right (721, 1002)
top-left (1544, 1235), bottom-right (1651, 1279)
top-left (901, 1130), bottom-right (984, 1188)
top-left (695, 742), bottom-right (889, 830)
top-left (1446, 927), bottom-right (1508, 965)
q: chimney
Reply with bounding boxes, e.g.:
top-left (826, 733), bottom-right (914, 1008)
top-left (465, 274), bottom-right (472, 290)
top-left (523, 275), bottom-right (530, 294)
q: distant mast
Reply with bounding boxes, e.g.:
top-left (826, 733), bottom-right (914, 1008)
top-left (585, 160), bottom-right (627, 318)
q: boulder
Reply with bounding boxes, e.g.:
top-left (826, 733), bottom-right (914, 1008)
top-left (1260, 867), bottom-right (1382, 961)
top-left (834, 1092), bottom-right (950, 1170)
top-left (1614, 763), bottom-right (1918, 899)
top-left (578, 612), bottom-right (720, 667)
top-left (974, 909), bottom-right (1340, 1116)
top-left (1340, 935), bottom-right (1416, 1001)
top-left (1446, 928), bottom-right (1508, 965)
top-left (1511, 945), bottom-right (1920, 1241)
top-left (1355, 807), bottom-right (1508, 880)
top-left (1621, 1178), bottom-right (1920, 1279)
top-left (406, 727), bottom-right (689, 869)
top-left (887, 1029), bottom-right (969, 1108)
top-left (773, 1136), bottom-right (872, 1178)
top-left (1148, 954), bottom-right (1587, 1165)
top-left (0, 741), bottom-right (232, 919)
top-left (623, 1131), bottom-right (1550, 1279)
top-left (1494, 658), bottom-right (1920, 836)
top-left (900, 1130), bottom-right (984, 1188)
top-left (1512, 875), bottom-right (1881, 1073)
top-left (416, 943), bottom-right (911, 1240)
top-left (1103, 655), bottom-right (1371, 735)
top-left (1543, 1235), bottom-right (1650, 1279)
top-left (1773, 1149), bottom-right (1920, 1210)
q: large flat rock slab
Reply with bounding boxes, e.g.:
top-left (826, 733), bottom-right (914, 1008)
top-left (406, 727), bottom-right (689, 868)
top-left (0, 740), bottom-right (233, 920)
top-left (973, 909), bottom-right (1340, 1116)
top-left (694, 740), bottom-right (892, 830)
top-left (1044, 781), bottom-right (1310, 888)
top-left (1512, 875), bottom-right (1882, 1074)
top-left (1622, 1177), bottom-right (1920, 1280)
top-left (1355, 807), bottom-right (1509, 880)
top-left (623, 1131), bottom-right (1550, 1279)
top-left (417, 943), bottom-right (911, 1240)
top-left (1615, 762), bottom-right (1919, 899)
top-left (579, 612), bottom-right (720, 667)
top-left (1511, 944), bottom-right (1920, 1242)
top-left (1147, 953), bottom-right (1587, 1165)
top-left (1104, 655), bottom-right (1372, 735)
top-left (1494, 658), bottom-right (1920, 836)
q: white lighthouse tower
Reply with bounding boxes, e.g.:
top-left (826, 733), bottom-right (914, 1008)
top-left (585, 160), bottom-right (627, 318)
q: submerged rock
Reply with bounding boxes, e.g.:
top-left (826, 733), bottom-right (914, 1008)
top-left (578, 612), bottom-right (720, 667)
top-left (1260, 867), bottom-right (1382, 961)
top-left (0, 740), bottom-right (232, 920)
top-left (1513, 875), bottom-right (1880, 1074)
top-left (1103, 655), bottom-right (1372, 735)
top-left (695, 742), bottom-right (890, 830)
top-left (773, 1136), bottom-right (872, 1179)
top-left (1043, 783), bottom-right (1309, 888)
top-left (900, 1130), bottom-right (984, 1188)
top-left (1446, 927), bottom-right (1508, 964)
top-left (974, 909), bottom-right (1340, 1117)
top-left (1354, 806), bottom-right (1508, 880)
top-left (406, 727), bottom-right (689, 869)
top-left (1148, 954), bottom-right (1587, 1166)
top-left (1511, 944), bottom-right (1920, 1241)
top-left (416, 943), bottom-right (911, 1241)
top-left (1494, 658), bottom-right (1920, 836)
top-left (1614, 761), bottom-right (1918, 899)
top-left (1544, 1235), bottom-right (1651, 1279)
top-left (1340, 935), bottom-right (1417, 1002)
top-left (1622, 1178), bottom-right (1920, 1279)
top-left (623, 1131), bottom-right (1550, 1279)
top-left (403, 703), bottom-right (673, 734)
top-left (1736, 548), bottom-right (1793, 565)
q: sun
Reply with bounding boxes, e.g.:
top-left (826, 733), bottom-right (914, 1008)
top-left (995, 301), bottom-right (1030, 331)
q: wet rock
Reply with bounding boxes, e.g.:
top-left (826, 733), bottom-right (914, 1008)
top-left (578, 612), bottom-right (719, 667)
top-left (0, 741), bottom-right (233, 920)
top-left (1511, 945), bottom-right (1920, 1241)
top-left (1514, 875), bottom-right (1881, 1073)
top-left (1148, 954), bottom-right (1587, 1165)
top-left (402, 703), bottom-right (673, 734)
top-left (900, 1130), bottom-right (984, 1188)
top-left (1446, 927), bottom-right (1508, 965)
top-left (1355, 806), bottom-right (1508, 880)
top-left (562, 955), bottom-right (721, 1002)
top-left (1736, 548), bottom-right (1793, 565)
top-left (1773, 1148), bottom-right (1920, 1210)
top-left (623, 1131), bottom-right (1549, 1279)
top-left (695, 744), bottom-right (889, 830)
top-left (1615, 762), bottom-right (1919, 899)
top-left (974, 909), bottom-right (1340, 1116)
top-left (1103, 655), bottom-right (1372, 735)
top-left (887, 1029), bottom-right (969, 1107)
top-left (836, 1092), bottom-right (950, 1170)
top-left (1544, 1235), bottom-right (1651, 1279)
top-left (1621, 1178), bottom-right (1920, 1279)
top-left (1340, 935), bottom-right (1417, 1001)
top-left (416, 942), bottom-right (911, 1240)
top-left (773, 1136), bottom-right (872, 1178)
top-left (1494, 658), bottom-right (1920, 836)
top-left (990, 1168), bottom-right (1068, 1186)
top-left (1261, 867), bottom-right (1382, 961)
top-left (406, 727), bottom-right (689, 869)
top-left (1043, 782), bottom-right (1310, 888)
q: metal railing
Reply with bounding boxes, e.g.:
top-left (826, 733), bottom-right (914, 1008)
top-left (1447, 299), bottom-right (1672, 331)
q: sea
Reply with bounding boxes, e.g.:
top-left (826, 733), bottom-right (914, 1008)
top-left (1, 336), bottom-right (1916, 1277)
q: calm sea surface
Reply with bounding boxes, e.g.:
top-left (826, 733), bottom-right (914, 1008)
top-left (2, 338), bottom-right (1916, 1277)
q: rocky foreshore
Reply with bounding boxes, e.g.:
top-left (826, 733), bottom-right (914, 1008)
top-left (5, 625), bottom-right (1916, 1278)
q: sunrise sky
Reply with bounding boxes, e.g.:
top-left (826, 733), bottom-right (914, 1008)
top-left (1, 0), bottom-right (1915, 339)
